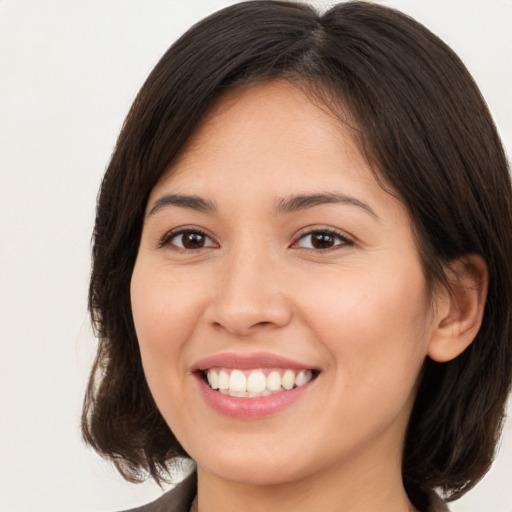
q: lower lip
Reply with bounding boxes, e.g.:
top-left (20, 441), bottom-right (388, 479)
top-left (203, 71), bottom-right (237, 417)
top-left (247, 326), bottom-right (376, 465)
top-left (195, 374), bottom-right (316, 420)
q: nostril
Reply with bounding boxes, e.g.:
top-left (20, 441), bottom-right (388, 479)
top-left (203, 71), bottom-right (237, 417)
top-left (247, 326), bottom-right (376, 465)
top-left (211, 319), bottom-right (276, 334)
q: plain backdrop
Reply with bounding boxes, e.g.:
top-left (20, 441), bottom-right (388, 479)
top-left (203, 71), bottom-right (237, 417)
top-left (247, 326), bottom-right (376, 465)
top-left (1, 1), bottom-right (511, 511)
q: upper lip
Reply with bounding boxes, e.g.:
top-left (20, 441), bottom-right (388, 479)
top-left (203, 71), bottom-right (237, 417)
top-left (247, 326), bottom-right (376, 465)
top-left (192, 352), bottom-right (318, 372)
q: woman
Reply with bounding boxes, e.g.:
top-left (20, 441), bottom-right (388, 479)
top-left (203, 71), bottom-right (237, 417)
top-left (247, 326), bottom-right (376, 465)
top-left (82, 2), bottom-right (512, 511)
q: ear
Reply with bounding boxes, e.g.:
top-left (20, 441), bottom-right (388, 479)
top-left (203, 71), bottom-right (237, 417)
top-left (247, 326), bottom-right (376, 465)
top-left (428, 254), bottom-right (488, 363)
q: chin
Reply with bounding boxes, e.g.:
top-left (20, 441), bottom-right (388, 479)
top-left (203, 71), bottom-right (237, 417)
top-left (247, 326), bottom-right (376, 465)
top-left (193, 442), bottom-right (314, 487)
top-left (201, 459), bottom-right (307, 487)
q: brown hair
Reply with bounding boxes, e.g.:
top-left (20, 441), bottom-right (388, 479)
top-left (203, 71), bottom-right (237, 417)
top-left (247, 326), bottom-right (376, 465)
top-left (82, 1), bottom-right (512, 505)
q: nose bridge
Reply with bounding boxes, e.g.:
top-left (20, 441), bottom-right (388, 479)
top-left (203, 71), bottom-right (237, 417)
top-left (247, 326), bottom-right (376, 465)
top-left (209, 236), bottom-right (291, 335)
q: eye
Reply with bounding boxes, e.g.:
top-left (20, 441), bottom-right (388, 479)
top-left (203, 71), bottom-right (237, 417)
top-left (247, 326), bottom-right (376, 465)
top-left (294, 229), bottom-right (352, 250)
top-left (161, 229), bottom-right (216, 250)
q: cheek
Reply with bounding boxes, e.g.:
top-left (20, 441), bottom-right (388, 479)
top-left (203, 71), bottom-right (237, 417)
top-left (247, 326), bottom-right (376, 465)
top-left (130, 263), bottom-right (209, 436)
top-left (294, 257), bottom-right (431, 389)
top-left (130, 262), bottom-right (203, 392)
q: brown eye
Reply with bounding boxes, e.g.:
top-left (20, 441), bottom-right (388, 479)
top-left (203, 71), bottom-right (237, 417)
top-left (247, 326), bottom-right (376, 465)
top-left (296, 230), bottom-right (351, 250)
top-left (311, 233), bottom-right (336, 249)
top-left (167, 230), bottom-right (215, 249)
top-left (182, 232), bottom-right (206, 249)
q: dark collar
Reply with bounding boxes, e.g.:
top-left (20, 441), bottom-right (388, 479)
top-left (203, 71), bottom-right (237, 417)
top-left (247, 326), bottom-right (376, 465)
top-left (121, 472), bottom-right (449, 512)
top-left (120, 472), bottom-right (197, 512)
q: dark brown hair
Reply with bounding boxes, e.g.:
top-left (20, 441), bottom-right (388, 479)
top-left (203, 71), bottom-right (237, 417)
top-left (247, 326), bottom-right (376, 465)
top-left (82, 1), bottom-right (512, 505)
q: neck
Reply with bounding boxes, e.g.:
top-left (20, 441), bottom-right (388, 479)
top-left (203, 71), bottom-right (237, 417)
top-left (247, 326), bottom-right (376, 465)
top-left (194, 397), bottom-right (419, 512)
top-left (195, 454), bottom-right (416, 512)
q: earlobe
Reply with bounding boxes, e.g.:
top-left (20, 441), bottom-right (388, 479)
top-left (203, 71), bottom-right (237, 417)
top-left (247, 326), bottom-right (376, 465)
top-left (428, 255), bottom-right (488, 363)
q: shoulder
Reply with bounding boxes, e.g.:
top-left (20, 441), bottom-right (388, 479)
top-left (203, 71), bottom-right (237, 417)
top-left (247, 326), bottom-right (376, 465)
top-left (118, 473), bottom-right (197, 512)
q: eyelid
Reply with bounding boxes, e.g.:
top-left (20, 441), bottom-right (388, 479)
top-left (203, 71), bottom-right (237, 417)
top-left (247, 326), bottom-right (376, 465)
top-left (157, 225), bottom-right (353, 251)
top-left (159, 226), bottom-right (218, 250)
top-left (291, 227), bottom-right (354, 250)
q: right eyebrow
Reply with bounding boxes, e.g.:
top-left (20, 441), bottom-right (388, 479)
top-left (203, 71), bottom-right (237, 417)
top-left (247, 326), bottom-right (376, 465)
top-left (276, 192), bottom-right (379, 220)
top-left (147, 193), bottom-right (216, 216)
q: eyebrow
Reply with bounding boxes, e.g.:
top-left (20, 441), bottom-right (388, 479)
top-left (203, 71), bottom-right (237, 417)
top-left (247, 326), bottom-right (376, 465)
top-left (148, 191), bottom-right (378, 220)
top-left (276, 192), bottom-right (379, 219)
top-left (148, 193), bottom-right (216, 216)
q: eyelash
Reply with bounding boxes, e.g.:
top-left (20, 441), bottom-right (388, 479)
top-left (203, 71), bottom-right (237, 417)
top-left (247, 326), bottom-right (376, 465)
top-left (293, 229), bottom-right (353, 251)
top-left (159, 227), bottom-right (353, 251)
top-left (159, 228), bottom-right (216, 250)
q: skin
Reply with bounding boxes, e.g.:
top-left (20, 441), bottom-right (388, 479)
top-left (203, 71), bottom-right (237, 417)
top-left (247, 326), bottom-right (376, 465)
top-left (130, 81), bottom-right (482, 511)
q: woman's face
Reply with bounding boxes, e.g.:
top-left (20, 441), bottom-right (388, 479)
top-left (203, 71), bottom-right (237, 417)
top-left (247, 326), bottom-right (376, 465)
top-left (131, 81), bottom-right (438, 487)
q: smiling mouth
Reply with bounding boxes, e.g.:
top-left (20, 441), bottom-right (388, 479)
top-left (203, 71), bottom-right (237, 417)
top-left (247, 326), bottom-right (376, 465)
top-left (202, 368), bottom-right (318, 398)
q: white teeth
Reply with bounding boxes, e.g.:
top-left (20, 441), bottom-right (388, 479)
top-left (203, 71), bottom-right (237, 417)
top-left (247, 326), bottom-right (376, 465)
top-left (281, 369), bottom-right (295, 390)
top-left (229, 370), bottom-right (247, 392)
top-left (266, 370), bottom-right (282, 391)
top-left (205, 368), bottom-right (315, 397)
top-left (207, 370), bottom-right (219, 389)
top-left (247, 371), bottom-right (267, 393)
top-left (295, 370), bottom-right (312, 387)
top-left (218, 370), bottom-right (229, 390)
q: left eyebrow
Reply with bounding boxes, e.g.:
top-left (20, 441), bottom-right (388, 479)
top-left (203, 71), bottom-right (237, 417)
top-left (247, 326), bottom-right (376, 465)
top-left (148, 193), bottom-right (216, 216)
top-left (276, 192), bottom-right (379, 220)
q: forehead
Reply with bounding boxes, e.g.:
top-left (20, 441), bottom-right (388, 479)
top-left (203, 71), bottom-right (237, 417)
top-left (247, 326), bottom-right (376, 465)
top-left (146, 79), bottom-right (413, 241)
top-left (155, 80), bottom-right (377, 194)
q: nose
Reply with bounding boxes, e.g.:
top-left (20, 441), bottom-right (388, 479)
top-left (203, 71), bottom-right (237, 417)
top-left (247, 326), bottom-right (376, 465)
top-left (205, 246), bottom-right (293, 337)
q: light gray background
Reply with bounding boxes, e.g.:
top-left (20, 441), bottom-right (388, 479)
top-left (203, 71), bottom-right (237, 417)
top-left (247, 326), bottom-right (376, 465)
top-left (1, 1), bottom-right (510, 511)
